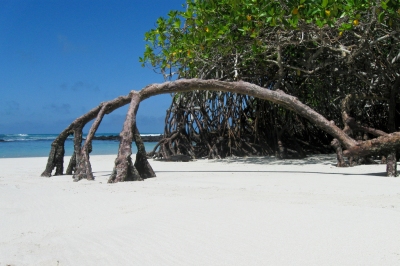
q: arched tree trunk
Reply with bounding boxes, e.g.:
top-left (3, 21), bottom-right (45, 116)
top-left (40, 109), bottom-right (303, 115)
top-left (139, 80), bottom-right (358, 148)
top-left (41, 95), bottom-right (132, 177)
top-left (45, 79), bottom-right (400, 181)
top-left (110, 79), bottom-right (400, 181)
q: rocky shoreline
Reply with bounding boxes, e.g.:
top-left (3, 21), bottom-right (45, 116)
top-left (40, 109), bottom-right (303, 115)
top-left (92, 134), bottom-right (163, 142)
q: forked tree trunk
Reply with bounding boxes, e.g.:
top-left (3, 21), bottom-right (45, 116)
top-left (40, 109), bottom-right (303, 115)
top-left (73, 103), bottom-right (109, 181)
top-left (108, 92), bottom-right (145, 183)
top-left (41, 95), bottom-right (132, 177)
top-left (41, 131), bottom-right (71, 177)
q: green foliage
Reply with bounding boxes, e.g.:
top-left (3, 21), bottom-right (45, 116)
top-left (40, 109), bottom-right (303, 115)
top-left (141, 0), bottom-right (400, 160)
top-left (141, 0), bottom-right (399, 79)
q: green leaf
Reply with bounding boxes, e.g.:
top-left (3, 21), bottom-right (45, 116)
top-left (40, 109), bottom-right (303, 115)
top-left (173, 20), bottom-right (181, 29)
top-left (311, 9), bottom-right (321, 16)
top-left (378, 11), bottom-right (385, 22)
top-left (316, 19), bottom-right (324, 27)
top-left (339, 23), bottom-right (353, 31)
top-left (321, 0), bottom-right (328, 8)
top-left (381, 1), bottom-right (388, 10)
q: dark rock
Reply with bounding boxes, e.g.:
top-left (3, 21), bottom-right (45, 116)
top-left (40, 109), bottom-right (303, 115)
top-left (92, 135), bottom-right (120, 141)
top-left (155, 154), bottom-right (192, 162)
top-left (92, 134), bottom-right (163, 142)
top-left (141, 135), bottom-right (163, 142)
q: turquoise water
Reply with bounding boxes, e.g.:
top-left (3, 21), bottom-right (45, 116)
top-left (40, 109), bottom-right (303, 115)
top-left (0, 133), bottom-right (159, 158)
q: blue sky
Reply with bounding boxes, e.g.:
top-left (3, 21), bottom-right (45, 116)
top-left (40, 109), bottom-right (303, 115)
top-left (0, 0), bottom-right (185, 134)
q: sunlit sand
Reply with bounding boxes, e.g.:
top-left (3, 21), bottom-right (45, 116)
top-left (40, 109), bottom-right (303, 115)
top-left (1, 154), bottom-right (400, 265)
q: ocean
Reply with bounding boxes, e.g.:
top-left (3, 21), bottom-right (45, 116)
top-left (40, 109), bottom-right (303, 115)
top-left (0, 133), bottom-right (160, 158)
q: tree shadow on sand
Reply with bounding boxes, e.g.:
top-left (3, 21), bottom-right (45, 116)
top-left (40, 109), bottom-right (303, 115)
top-left (208, 154), bottom-right (338, 166)
top-left (89, 154), bottom-right (389, 178)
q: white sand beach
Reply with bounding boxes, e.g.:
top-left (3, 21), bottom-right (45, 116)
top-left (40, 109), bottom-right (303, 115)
top-left (1, 154), bottom-right (400, 265)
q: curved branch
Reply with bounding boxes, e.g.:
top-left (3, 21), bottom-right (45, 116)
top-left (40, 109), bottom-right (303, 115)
top-left (139, 79), bottom-right (358, 149)
top-left (343, 132), bottom-right (400, 157)
top-left (46, 79), bottom-right (400, 182)
top-left (41, 94), bottom-right (132, 177)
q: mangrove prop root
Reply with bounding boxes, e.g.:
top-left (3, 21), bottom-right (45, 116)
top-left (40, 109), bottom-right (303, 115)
top-left (43, 79), bottom-right (400, 181)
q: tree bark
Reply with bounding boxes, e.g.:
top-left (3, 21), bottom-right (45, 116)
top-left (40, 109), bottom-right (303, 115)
top-left (139, 79), bottom-right (400, 159)
top-left (140, 79), bottom-right (358, 149)
top-left (333, 93), bottom-right (394, 168)
top-left (386, 79), bottom-right (399, 177)
top-left (386, 152), bottom-right (397, 177)
top-left (133, 124), bottom-right (156, 179)
top-left (70, 125), bottom-right (84, 175)
top-left (41, 131), bottom-right (71, 177)
top-left (343, 132), bottom-right (400, 157)
top-left (41, 94), bottom-right (132, 177)
top-left (73, 103), bottom-right (108, 181)
top-left (331, 138), bottom-right (348, 167)
top-left (44, 78), bottom-right (400, 182)
top-left (66, 151), bottom-right (76, 175)
top-left (108, 92), bottom-right (143, 183)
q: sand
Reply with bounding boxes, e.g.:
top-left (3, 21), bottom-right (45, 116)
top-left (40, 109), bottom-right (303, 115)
top-left (0, 154), bottom-right (400, 265)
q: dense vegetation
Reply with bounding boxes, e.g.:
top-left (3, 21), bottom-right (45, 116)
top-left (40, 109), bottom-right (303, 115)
top-left (142, 0), bottom-right (400, 161)
top-left (42, 0), bottom-right (400, 181)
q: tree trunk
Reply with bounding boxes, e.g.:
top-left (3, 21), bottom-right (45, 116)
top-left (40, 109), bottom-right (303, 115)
top-left (133, 124), bottom-right (156, 179)
top-left (386, 152), bottom-right (397, 177)
top-left (140, 79), bottom-right (358, 149)
top-left (331, 139), bottom-right (348, 167)
top-left (44, 78), bottom-right (400, 182)
top-left (41, 94), bottom-right (132, 177)
top-left (73, 104), bottom-right (108, 181)
top-left (108, 92), bottom-right (143, 183)
top-left (41, 132), bottom-right (71, 177)
top-left (386, 79), bottom-right (399, 177)
top-left (70, 125), bottom-right (83, 176)
top-left (66, 151), bottom-right (76, 175)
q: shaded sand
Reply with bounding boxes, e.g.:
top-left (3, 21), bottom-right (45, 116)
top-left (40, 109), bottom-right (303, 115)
top-left (1, 154), bottom-right (400, 265)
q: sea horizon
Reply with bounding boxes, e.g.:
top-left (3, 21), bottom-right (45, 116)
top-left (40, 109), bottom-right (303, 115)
top-left (0, 133), bottom-right (161, 158)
